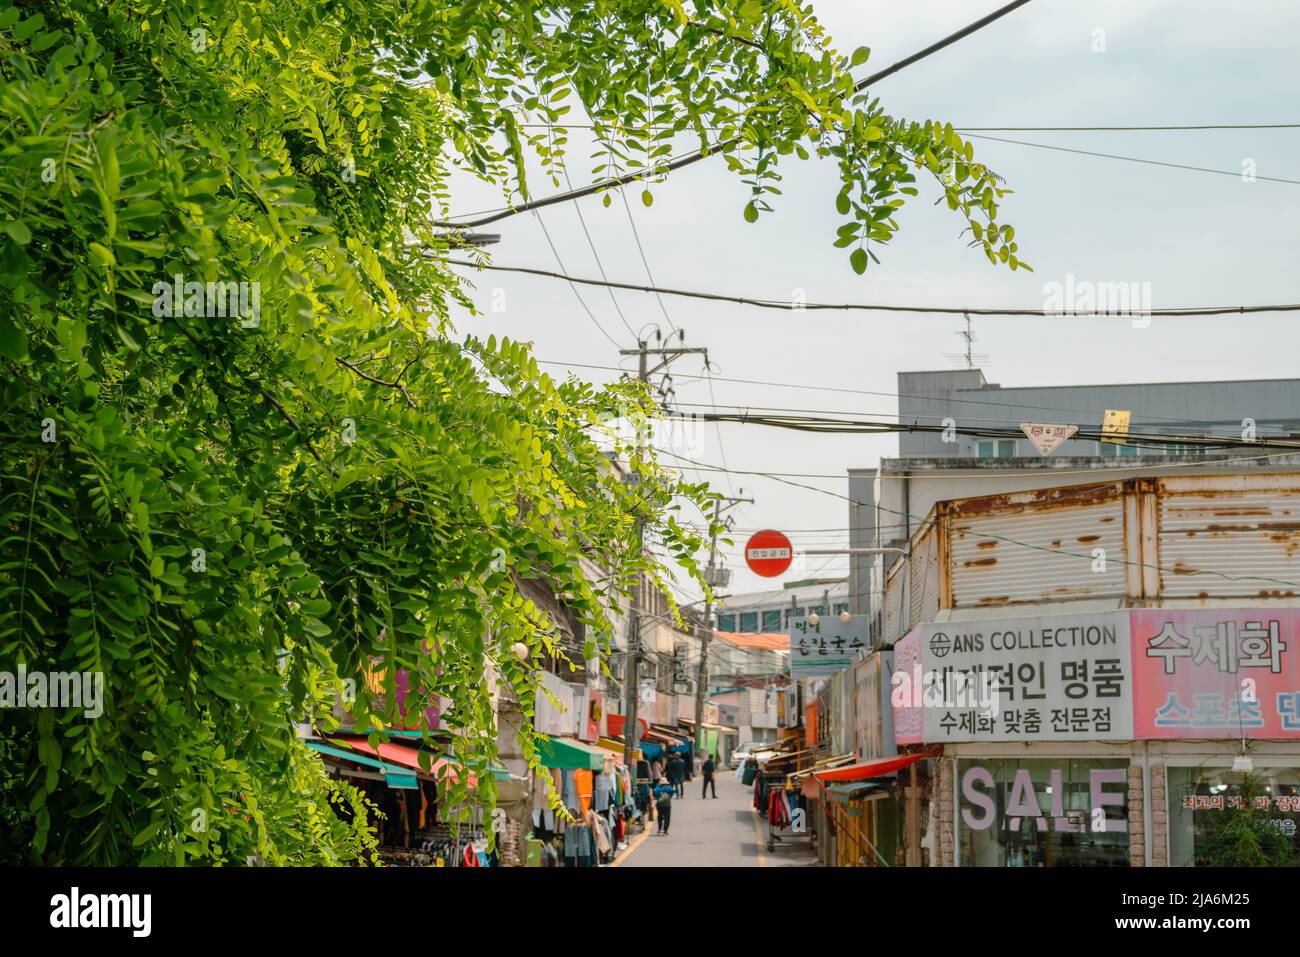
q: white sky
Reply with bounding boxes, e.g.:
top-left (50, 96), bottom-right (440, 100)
top-left (445, 0), bottom-right (1300, 607)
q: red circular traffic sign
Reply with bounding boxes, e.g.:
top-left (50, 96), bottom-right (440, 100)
top-left (744, 529), bottom-right (793, 578)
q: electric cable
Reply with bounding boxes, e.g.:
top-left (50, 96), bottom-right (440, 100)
top-left (530, 210), bottom-right (622, 348)
top-left (448, 259), bottom-right (1300, 317)
top-left (435, 0), bottom-right (1038, 229)
top-left (968, 133), bottom-right (1300, 186)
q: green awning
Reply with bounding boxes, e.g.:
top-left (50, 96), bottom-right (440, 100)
top-left (537, 736), bottom-right (606, 770)
top-left (306, 741), bottom-right (420, 789)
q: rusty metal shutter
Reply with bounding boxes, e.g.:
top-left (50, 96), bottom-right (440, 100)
top-left (1157, 476), bottom-right (1300, 598)
top-left (950, 497), bottom-right (1125, 607)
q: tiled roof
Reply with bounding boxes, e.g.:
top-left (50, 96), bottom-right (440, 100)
top-left (712, 631), bottom-right (789, 651)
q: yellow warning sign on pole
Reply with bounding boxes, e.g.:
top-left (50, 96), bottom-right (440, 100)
top-left (1101, 409), bottom-right (1131, 445)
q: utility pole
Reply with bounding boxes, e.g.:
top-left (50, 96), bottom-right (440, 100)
top-left (692, 492), bottom-right (751, 760)
top-left (619, 330), bottom-right (708, 779)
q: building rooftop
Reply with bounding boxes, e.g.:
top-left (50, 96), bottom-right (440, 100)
top-left (712, 631), bottom-right (789, 652)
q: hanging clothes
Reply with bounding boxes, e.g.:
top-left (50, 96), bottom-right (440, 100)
top-left (587, 810), bottom-right (612, 855)
top-left (561, 769), bottom-right (580, 811)
top-left (593, 771), bottom-right (614, 812)
top-left (573, 768), bottom-right (594, 815)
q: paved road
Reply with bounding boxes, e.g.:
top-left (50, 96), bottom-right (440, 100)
top-left (619, 770), bottom-right (818, 867)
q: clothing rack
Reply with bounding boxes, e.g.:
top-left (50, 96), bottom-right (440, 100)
top-left (756, 770), bottom-right (813, 853)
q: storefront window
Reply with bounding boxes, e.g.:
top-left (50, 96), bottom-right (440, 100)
top-left (958, 759), bottom-right (1130, 867)
top-left (1168, 766), bottom-right (1300, 866)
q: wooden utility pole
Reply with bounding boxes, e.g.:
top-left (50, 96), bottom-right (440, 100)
top-left (619, 332), bottom-right (707, 779)
top-left (692, 493), bottom-right (751, 760)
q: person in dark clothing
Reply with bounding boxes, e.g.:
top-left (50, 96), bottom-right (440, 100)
top-left (667, 754), bottom-right (685, 797)
top-left (654, 781), bottom-right (675, 833)
top-left (701, 755), bottom-right (717, 798)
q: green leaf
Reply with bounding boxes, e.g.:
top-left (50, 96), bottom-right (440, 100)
top-left (5, 220), bottom-right (31, 245)
top-left (0, 319), bottom-right (27, 361)
top-left (133, 820), bottom-right (162, 847)
top-left (850, 248), bottom-right (868, 274)
top-left (743, 201), bottom-right (758, 223)
top-left (88, 242), bottom-right (116, 267)
top-left (641, 189), bottom-right (653, 207)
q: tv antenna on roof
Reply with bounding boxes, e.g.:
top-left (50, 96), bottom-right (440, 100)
top-left (944, 312), bottom-right (988, 369)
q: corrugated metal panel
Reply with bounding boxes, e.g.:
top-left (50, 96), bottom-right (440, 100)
top-left (950, 496), bottom-right (1125, 607)
top-left (909, 524), bottom-right (941, 625)
top-left (1157, 475), bottom-right (1300, 598)
top-left (884, 562), bottom-right (906, 643)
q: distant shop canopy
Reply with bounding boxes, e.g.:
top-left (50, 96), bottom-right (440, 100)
top-left (537, 735), bottom-right (607, 771)
top-left (815, 751), bottom-right (934, 783)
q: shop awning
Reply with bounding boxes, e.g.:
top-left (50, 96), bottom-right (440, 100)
top-left (597, 737), bottom-right (639, 762)
top-left (677, 717), bottom-right (730, 731)
top-left (306, 741), bottom-right (422, 789)
top-left (326, 737), bottom-right (478, 787)
top-left (826, 781), bottom-right (884, 801)
top-left (537, 735), bottom-right (606, 770)
top-left (640, 728), bottom-right (678, 746)
top-left (648, 726), bottom-right (692, 751)
top-left (814, 751), bottom-right (934, 783)
top-left (606, 714), bottom-right (648, 739)
top-left (638, 741), bottom-right (665, 761)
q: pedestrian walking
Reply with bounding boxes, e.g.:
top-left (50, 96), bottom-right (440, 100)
top-left (667, 753), bottom-right (685, 797)
top-left (701, 754), bottom-right (717, 798)
top-left (654, 779), bottom-right (675, 834)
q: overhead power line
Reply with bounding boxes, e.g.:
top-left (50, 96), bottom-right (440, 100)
top-left (667, 398), bottom-right (1299, 431)
top-left (961, 123), bottom-right (1300, 132)
top-left (450, 260), bottom-right (1300, 317)
top-left (969, 133), bottom-right (1300, 186)
top-left (529, 211), bottom-right (623, 349)
top-left (435, 0), bottom-right (1037, 229)
top-left (513, 121), bottom-right (1300, 133)
top-left (666, 409), bottom-right (1300, 452)
top-left (561, 168), bottom-right (638, 340)
top-left (540, 357), bottom-right (1300, 430)
top-left (658, 448), bottom-right (1300, 482)
top-left (656, 449), bottom-right (1300, 590)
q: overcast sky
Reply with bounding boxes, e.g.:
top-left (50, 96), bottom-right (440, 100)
top-left (445, 0), bottom-right (1300, 606)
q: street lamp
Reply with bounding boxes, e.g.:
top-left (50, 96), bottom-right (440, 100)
top-left (799, 546), bottom-right (912, 643)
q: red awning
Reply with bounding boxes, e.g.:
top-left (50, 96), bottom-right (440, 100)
top-left (813, 751), bottom-right (935, 783)
top-left (606, 714), bottom-right (649, 739)
top-left (328, 738), bottom-right (477, 787)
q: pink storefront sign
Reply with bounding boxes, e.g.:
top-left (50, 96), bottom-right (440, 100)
top-left (394, 668), bottom-right (443, 731)
top-left (892, 627), bottom-right (924, 746)
top-left (1131, 608), bottom-right (1300, 739)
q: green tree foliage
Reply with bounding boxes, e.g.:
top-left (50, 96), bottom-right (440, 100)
top-left (0, 0), bottom-right (1016, 864)
top-left (1193, 774), bottom-right (1296, 867)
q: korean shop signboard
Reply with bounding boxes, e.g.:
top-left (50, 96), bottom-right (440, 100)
top-left (892, 612), bottom-right (1135, 743)
top-left (1131, 608), bottom-right (1300, 739)
top-left (788, 617), bottom-right (867, 678)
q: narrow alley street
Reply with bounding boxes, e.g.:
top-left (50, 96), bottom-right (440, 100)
top-left (618, 773), bottom-right (818, 868)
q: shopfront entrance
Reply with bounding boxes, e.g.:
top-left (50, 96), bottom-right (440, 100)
top-left (957, 758), bottom-right (1130, 867)
top-left (1167, 763), bottom-right (1300, 866)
